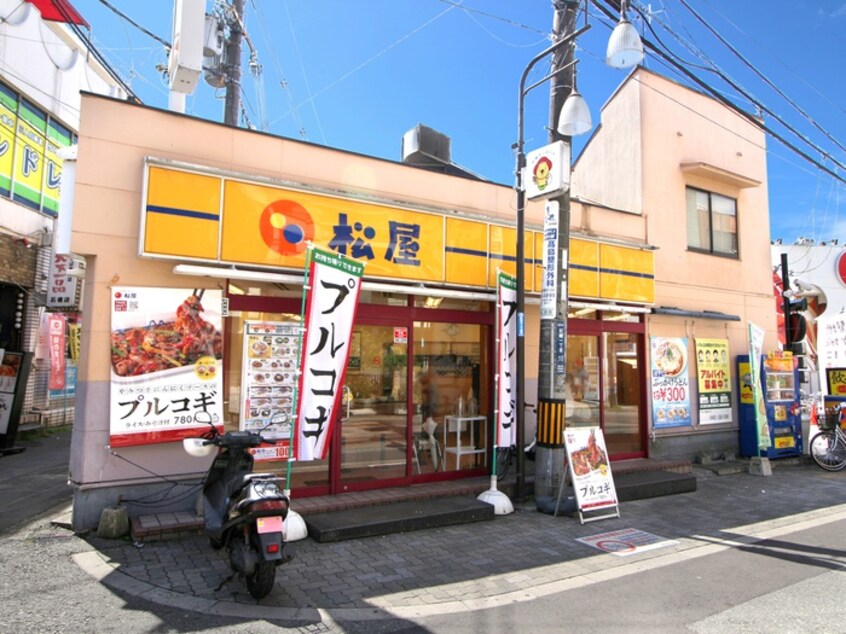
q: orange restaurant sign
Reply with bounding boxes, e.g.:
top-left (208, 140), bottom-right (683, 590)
top-left (140, 160), bottom-right (655, 304)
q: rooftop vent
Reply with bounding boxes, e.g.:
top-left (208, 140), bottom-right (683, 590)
top-left (402, 124), bottom-right (452, 167)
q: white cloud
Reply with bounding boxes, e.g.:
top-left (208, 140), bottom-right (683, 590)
top-left (831, 3), bottom-right (846, 17)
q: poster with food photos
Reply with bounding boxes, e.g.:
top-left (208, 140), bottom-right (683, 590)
top-left (240, 321), bottom-right (301, 452)
top-left (650, 337), bottom-right (692, 428)
top-left (109, 288), bottom-right (224, 447)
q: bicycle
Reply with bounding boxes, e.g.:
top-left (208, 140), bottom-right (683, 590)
top-left (809, 400), bottom-right (846, 472)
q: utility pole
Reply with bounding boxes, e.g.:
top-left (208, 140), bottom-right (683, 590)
top-left (534, 0), bottom-right (578, 504)
top-left (223, 0), bottom-right (245, 127)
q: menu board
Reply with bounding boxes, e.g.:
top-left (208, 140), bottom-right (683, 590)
top-left (0, 352), bottom-right (23, 435)
top-left (241, 321), bottom-right (301, 444)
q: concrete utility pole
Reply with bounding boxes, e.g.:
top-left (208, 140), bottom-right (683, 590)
top-left (223, 0), bottom-right (245, 127)
top-left (534, 0), bottom-right (578, 504)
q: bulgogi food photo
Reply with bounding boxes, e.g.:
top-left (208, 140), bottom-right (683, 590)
top-left (111, 294), bottom-right (222, 377)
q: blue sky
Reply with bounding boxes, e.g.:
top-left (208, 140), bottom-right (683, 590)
top-left (71, 0), bottom-right (846, 243)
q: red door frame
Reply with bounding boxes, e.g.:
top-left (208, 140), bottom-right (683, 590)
top-left (228, 293), bottom-right (495, 494)
top-left (568, 315), bottom-right (647, 460)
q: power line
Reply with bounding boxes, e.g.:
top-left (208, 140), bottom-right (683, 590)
top-left (275, 0), bottom-right (465, 121)
top-left (674, 0), bottom-right (846, 161)
top-left (591, 0), bottom-right (846, 188)
top-left (95, 0), bottom-right (171, 49)
top-left (435, 0), bottom-right (548, 36)
top-left (632, 0), bottom-right (846, 177)
top-left (51, 0), bottom-right (139, 102)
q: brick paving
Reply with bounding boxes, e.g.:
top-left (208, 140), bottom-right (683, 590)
top-left (82, 459), bottom-right (846, 617)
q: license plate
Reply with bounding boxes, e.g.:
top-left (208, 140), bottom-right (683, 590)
top-left (256, 516), bottom-right (283, 534)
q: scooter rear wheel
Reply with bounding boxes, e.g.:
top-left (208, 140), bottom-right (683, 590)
top-left (246, 561), bottom-right (276, 599)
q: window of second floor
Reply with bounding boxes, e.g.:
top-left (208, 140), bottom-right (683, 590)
top-left (686, 187), bottom-right (738, 258)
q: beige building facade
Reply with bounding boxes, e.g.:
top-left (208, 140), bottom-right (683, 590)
top-left (68, 68), bottom-right (777, 530)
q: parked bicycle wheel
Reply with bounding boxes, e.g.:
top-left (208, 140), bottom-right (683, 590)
top-left (809, 430), bottom-right (846, 471)
top-left (495, 446), bottom-right (513, 481)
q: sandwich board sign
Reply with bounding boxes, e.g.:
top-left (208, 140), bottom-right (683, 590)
top-left (556, 426), bottom-right (620, 524)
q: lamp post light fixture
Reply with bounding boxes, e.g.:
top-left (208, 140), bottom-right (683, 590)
top-left (606, 0), bottom-right (645, 69)
top-left (513, 2), bottom-right (644, 501)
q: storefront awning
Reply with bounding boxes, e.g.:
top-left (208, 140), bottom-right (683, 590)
top-left (652, 306), bottom-right (741, 321)
top-left (172, 263), bottom-right (497, 301)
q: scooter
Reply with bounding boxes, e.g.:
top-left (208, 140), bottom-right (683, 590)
top-left (183, 417), bottom-right (292, 599)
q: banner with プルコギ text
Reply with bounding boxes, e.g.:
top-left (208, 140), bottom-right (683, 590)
top-left (496, 272), bottom-right (517, 448)
top-left (295, 247), bottom-right (364, 461)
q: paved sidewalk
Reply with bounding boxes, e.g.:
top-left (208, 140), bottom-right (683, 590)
top-left (64, 460), bottom-right (846, 623)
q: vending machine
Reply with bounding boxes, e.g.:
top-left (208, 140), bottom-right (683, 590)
top-left (737, 352), bottom-right (802, 458)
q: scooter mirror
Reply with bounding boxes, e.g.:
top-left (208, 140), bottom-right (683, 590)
top-left (183, 437), bottom-right (216, 457)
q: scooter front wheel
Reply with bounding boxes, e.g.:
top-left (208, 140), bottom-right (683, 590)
top-left (246, 560), bottom-right (276, 599)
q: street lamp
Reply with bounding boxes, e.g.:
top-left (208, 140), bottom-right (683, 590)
top-left (514, 23), bottom-right (590, 501)
top-left (606, 0), bottom-right (645, 69)
top-left (513, 4), bottom-right (644, 501)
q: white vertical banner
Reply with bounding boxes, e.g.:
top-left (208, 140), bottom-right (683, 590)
top-left (496, 271), bottom-right (517, 448)
top-left (295, 247), bottom-right (365, 461)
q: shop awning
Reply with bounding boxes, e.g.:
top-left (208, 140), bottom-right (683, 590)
top-left (172, 263), bottom-right (497, 301)
top-left (26, 0), bottom-right (88, 27)
top-left (652, 306), bottom-right (741, 321)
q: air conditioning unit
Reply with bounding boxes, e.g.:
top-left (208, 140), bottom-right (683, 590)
top-left (402, 124), bottom-right (452, 166)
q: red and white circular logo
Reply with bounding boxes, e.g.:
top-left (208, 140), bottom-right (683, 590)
top-left (836, 251), bottom-right (846, 287)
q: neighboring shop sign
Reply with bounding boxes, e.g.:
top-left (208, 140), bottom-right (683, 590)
top-left (108, 287), bottom-right (224, 447)
top-left (46, 254), bottom-right (85, 309)
top-left (0, 352), bottom-right (32, 452)
top-left (826, 367), bottom-right (846, 396)
top-left (650, 337), bottom-right (692, 428)
top-left (141, 161), bottom-right (655, 304)
top-left (295, 247), bottom-right (364, 461)
top-left (496, 272), bottom-right (517, 448)
top-left (0, 352), bottom-right (23, 435)
top-left (818, 312), bottom-right (846, 389)
top-left (695, 338), bottom-right (733, 424)
top-left (541, 201), bottom-right (560, 320)
top-left (0, 83), bottom-right (70, 214)
top-left (563, 427), bottom-right (619, 523)
top-left (48, 363), bottom-right (77, 400)
top-left (47, 313), bottom-right (66, 390)
top-left (240, 320), bottom-right (300, 461)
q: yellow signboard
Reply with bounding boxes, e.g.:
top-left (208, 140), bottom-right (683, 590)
top-left (142, 162), bottom-right (655, 298)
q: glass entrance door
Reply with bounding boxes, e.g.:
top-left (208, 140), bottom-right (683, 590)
top-left (338, 324), bottom-right (408, 490)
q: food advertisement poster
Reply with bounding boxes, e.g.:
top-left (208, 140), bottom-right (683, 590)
top-left (695, 338), bottom-right (733, 424)
top-left (650, 337), bottom-right (692, 428)
top-left (240, 321), bottom-right (300, 461)
top-left (109, 287), bottom-right (223, 447)
top-left (564, 427), bottom-right (618, 512)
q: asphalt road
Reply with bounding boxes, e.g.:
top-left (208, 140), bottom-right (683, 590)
top-left (0, 428), bottom-right (72, 535)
